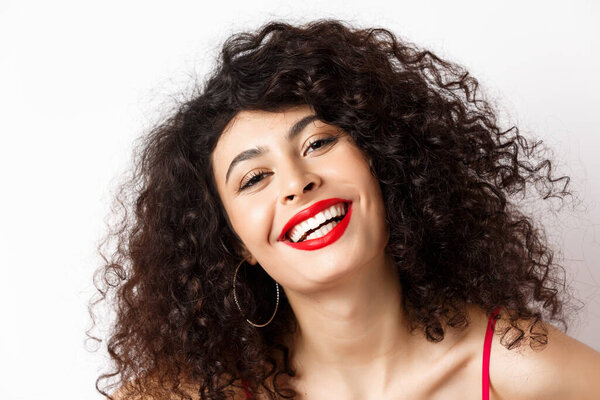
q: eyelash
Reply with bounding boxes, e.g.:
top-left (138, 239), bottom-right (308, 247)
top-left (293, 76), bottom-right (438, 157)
top-left (238, 136), bottom-right (338, 192)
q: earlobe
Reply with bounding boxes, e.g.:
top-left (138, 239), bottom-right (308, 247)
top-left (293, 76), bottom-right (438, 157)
top-left (241, 247), bottom-right (257, 265)
top-left (246, 256), bottom-right (258, 266)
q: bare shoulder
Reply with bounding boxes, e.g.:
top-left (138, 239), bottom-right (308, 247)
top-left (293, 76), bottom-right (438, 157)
top-left (486, 309), bottom-right (600, 400)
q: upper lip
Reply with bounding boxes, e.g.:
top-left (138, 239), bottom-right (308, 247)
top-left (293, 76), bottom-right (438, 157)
top-left (277, 197), bottom-right (351, 241)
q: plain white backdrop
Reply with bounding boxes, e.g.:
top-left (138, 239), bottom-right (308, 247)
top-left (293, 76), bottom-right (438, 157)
top-left (1, 0), bottom-right (598, 399)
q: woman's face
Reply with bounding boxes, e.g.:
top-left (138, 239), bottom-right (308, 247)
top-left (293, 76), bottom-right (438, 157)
top-left (211, 105), bottom-right (389, 293)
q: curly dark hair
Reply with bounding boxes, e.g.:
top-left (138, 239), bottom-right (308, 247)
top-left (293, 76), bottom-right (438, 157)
top-left (90, 19), bottom-right (577, 400)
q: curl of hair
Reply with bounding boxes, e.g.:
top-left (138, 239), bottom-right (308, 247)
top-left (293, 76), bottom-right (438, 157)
top-left (90, 19), bottom-right (578, 399)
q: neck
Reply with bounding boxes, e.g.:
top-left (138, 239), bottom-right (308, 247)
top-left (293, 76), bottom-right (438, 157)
top-left (283, 251), bottom-right (415, 388)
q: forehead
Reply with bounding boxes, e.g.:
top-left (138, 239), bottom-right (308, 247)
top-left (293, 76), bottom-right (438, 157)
top-left (220, 105), bottom-right (314, 145)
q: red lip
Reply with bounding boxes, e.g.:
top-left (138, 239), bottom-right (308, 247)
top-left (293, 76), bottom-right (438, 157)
top-left (277, 197), bottom-right (352, 242)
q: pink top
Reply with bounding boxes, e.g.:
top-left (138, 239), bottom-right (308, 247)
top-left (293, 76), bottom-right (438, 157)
top-left (242, 306), bottom-right (502, 399)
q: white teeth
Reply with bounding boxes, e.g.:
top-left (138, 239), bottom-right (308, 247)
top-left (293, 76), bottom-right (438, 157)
top-left (316, 213), bottom-right (326, 224)
top-left (304, 220), bottom-right (339, 241)
top-left (287, 202), bottom-right (348, 243)
top-left (300, 220), bottom-right (310, 233)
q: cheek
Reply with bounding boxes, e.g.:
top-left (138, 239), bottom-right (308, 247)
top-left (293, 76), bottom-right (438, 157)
top-left (230, 202), bottom-right (272, 246)
top-left (342, 148), bottom-right (377, 187)
top-left (344, 148), bottom-right (387, 229)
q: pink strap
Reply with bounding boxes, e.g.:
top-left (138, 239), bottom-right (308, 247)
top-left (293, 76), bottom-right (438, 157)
top-left (482, 307), bottom-right (501, 400)
top-left (241, 378), bottom-right (252, 399)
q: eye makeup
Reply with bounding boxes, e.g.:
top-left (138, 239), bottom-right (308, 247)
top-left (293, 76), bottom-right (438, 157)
top-left (237, 135), bottom-right (339, 192)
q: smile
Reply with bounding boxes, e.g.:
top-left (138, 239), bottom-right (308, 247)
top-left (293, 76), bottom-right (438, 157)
top-left (278, 198), bottom-right (353, 251)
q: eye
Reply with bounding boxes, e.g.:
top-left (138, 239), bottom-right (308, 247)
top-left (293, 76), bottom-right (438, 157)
top-left (239, 170), bottom-right (270, 192)
top-left (237, 135), bottom-right (339, 193)
top-left (304, 135), bottom-right (338, 156)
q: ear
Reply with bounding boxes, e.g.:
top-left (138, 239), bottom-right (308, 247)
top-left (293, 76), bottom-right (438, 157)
top-left (240, 246), bottom-right (258, 266)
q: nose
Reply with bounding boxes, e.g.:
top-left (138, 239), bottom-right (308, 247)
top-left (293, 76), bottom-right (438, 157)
top-left (279, 162), bottom-right (322, 204)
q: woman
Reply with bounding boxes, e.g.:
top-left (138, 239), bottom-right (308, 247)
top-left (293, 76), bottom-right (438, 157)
top-left (93, 20), bottom-right (600, 399)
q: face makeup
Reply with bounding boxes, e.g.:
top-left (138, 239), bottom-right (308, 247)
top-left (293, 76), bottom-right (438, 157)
top-left (211, 105), bottom-right (389, 291)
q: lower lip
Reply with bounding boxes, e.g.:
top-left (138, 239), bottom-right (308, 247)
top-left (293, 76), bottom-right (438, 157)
top-left (283, 203), bottom-right (353, 251)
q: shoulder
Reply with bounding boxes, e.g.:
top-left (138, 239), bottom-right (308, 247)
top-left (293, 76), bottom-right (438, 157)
top-left (487, 309), bottom-right (600, 400)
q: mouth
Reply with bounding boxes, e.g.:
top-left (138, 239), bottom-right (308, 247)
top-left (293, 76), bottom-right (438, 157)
top-left (278, 198), bottom-right (353, 251)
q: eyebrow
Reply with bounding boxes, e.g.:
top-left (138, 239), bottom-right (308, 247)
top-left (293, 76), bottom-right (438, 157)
top-left (225, 114), bottom-right (320, 184)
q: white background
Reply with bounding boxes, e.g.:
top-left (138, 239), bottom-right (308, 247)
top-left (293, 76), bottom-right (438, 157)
top-left (1, 0), bottom-right (598, 399)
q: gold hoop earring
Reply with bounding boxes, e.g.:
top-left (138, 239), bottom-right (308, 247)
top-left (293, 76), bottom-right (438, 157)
top-left (232, 259), bottom-right (279, 328)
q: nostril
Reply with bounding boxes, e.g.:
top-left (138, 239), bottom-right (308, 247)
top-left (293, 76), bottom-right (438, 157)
top-left (303, 182), bottom-right (314, 192)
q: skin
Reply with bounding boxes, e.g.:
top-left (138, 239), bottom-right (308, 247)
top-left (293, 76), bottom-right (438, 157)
top-left (208, 105), bottom-right (600, 400)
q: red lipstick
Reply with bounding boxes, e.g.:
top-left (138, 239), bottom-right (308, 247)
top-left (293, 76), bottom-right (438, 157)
top-left (278, 198), bottom-right (353, 251)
